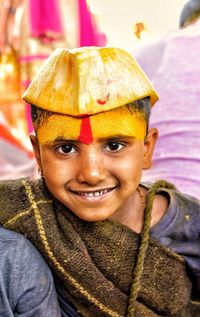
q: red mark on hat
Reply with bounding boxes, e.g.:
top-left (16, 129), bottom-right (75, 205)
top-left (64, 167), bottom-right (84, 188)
top-left (79, 116), bottom-right (93, 144)
top-left (96, 92), bottom-right (110, 105)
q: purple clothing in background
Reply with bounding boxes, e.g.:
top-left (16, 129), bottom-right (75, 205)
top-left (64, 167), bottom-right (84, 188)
top-left (134, 21), bottom-right (200, 199)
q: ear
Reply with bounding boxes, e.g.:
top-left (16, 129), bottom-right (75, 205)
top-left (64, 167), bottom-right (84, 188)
top-left (30, 134), bottom-right (42, 170)
top-left (143, 128), bottom-right (158, 169)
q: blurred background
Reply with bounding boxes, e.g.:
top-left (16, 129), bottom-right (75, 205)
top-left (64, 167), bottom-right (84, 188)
top-left (1, 0), bottom-right (198, 189)
top-left (88, 0), bottom-right (187, 48)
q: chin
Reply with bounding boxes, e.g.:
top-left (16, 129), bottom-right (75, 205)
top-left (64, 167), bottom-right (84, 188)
top-left (74, 210), bottom-right (111, 222)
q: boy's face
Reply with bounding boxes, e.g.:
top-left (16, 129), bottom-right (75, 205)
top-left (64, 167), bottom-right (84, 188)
top-left (31, 108), bottom-right (158, 222)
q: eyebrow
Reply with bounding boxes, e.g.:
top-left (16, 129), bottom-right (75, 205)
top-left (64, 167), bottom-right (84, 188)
top-left (45, 135), bottom-right (136, 145)
top-left (97, 135), bottom-right (136, 141)
top-left (46, 137), bottom-right (80, 145)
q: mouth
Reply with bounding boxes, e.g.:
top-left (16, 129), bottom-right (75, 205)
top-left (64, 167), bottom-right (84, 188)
top-left (68, 186), bottom-right (117, 201)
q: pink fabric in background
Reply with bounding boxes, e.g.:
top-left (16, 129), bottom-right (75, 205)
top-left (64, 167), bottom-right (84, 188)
top-left (78, 0), bottom-right (106, 46)
top-left (134, 21), bottom-right (200, 199)
top-left (29, 0), bottom-right (63, 39)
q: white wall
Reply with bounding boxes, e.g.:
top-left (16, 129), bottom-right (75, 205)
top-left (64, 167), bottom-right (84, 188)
top-left (88, 0), bottom-right (188, 48)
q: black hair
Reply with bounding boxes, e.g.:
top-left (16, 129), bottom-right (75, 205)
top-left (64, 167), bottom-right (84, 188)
top-left (126, 96), bottom-right (151, 133)
top-left (31, 105), bottom-right (54, 131)
top-left (179, 0), bottom-right (200, 28)
top-left (31, 96), bottom-right (151, 133)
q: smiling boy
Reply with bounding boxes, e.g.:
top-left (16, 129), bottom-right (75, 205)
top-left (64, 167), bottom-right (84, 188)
top-left (0, 47), bottom-right (199, 317)
top-left (31, 99), bottom-right (160, 229)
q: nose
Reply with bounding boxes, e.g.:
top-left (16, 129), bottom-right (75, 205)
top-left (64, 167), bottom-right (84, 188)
top-left (76, 153), bottom-right (106, 185)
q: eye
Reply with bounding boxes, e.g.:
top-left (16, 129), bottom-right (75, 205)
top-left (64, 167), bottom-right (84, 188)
top-left (56, 144), bottom-right (76, 154)
top-left (105, 141), bottom-right (124, 152)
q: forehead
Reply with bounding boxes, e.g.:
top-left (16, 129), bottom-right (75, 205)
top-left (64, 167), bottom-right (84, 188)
top-left (37, 107), bottom-right (146, 144)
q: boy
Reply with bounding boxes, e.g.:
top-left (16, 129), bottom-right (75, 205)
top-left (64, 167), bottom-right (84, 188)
top-left (0, 47), bottom-right (199, 316)
top-left (0, 226), bottom-right (61, 316)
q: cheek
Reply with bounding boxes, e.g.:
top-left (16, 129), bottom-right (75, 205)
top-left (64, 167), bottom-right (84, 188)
top-left (112, 156), bottom-right (143, 184)
top-left (40, 153), bottom-right (72, 184)
top-left (121, 149), bottom-right (144, 182)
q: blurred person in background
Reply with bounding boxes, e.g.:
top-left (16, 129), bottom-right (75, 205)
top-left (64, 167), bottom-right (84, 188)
top-left (134, 0), bottom-right (200, 199)
top-left (0, 0), bottom-right (106, 181)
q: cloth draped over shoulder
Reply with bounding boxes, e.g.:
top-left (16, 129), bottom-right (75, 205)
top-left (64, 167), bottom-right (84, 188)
top-left (0, 178), bottom-right (199, 317)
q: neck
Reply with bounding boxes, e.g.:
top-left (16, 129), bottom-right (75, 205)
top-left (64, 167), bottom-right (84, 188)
top-left (109, 185), bottom-right (169, 233)
top-left (110, 187), bottom-right (145, 233)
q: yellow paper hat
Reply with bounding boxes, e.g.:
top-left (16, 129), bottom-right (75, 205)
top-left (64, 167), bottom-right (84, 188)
top-left (22, 46), bottom-right (159, 116)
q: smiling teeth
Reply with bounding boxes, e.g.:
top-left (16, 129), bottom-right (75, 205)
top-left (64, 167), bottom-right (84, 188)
top-left (78, 189), bottom-right (109, 197)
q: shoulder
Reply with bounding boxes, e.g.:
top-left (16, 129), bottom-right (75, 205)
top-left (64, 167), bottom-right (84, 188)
top-left (0, 177), bottom-right (48, 226)
top-left (166, 188), bottom-right (200, 235)
top-left (0, 228), bottom-right (61, 316)
top-left (0, 177), bottom-right (38, 198)
top-left (0, 225), bottom-right (54, 291)
top-left (0, 178), bottom-right (30, 225)
top-left (0, 177), bottom-right (45, 194)
top-left (153, 187), bottom-right (200, 295)
top-left (172, 189), bottom-right (200, 238)
top-left (0, 225), bottom-right (48, 268)
top-left (0, 226), bottom-right (26, 254)
top-left (143, 181), bottom-right (200, 237)
top-left (0, 177), bottom-right (34, 209)
top-left (174, 189), bottom-right (200, 209)
top-left (0, 225), bottom-right (52, 293)
top-left (170, 189), bottom-right (200, 225)
top-left (143, 180), bottom-right (200, 217)
top-left (0, 225), bottom-right (24, 241)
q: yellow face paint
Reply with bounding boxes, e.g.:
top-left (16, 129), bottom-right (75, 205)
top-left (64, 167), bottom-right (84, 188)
top-left (37, 114), bottom-right (81, 144)
top-left (37, 106), bottom-right (146, 144)
top-left (91, 106), bottom-right (146, 140)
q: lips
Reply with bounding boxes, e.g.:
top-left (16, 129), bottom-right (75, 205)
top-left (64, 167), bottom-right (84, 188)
top-left (68, 186), bottom-right (116, 199)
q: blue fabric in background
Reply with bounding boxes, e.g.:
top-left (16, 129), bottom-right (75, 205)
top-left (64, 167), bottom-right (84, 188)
top-left (0, 226), bottom-right (61, 317)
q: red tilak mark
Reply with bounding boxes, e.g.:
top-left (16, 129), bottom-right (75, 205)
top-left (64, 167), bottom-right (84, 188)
top-left (96, 92), bottom-right (110, 105)
top-left (79, 116), bottom-right (93, 144)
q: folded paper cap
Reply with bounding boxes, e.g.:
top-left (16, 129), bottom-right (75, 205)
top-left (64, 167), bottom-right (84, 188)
top-left (22, 46), bottom-right (159, 116)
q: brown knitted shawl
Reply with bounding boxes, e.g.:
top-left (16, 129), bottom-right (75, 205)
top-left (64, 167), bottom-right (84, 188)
top-left (0, 178), bottom-right (195, 316)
